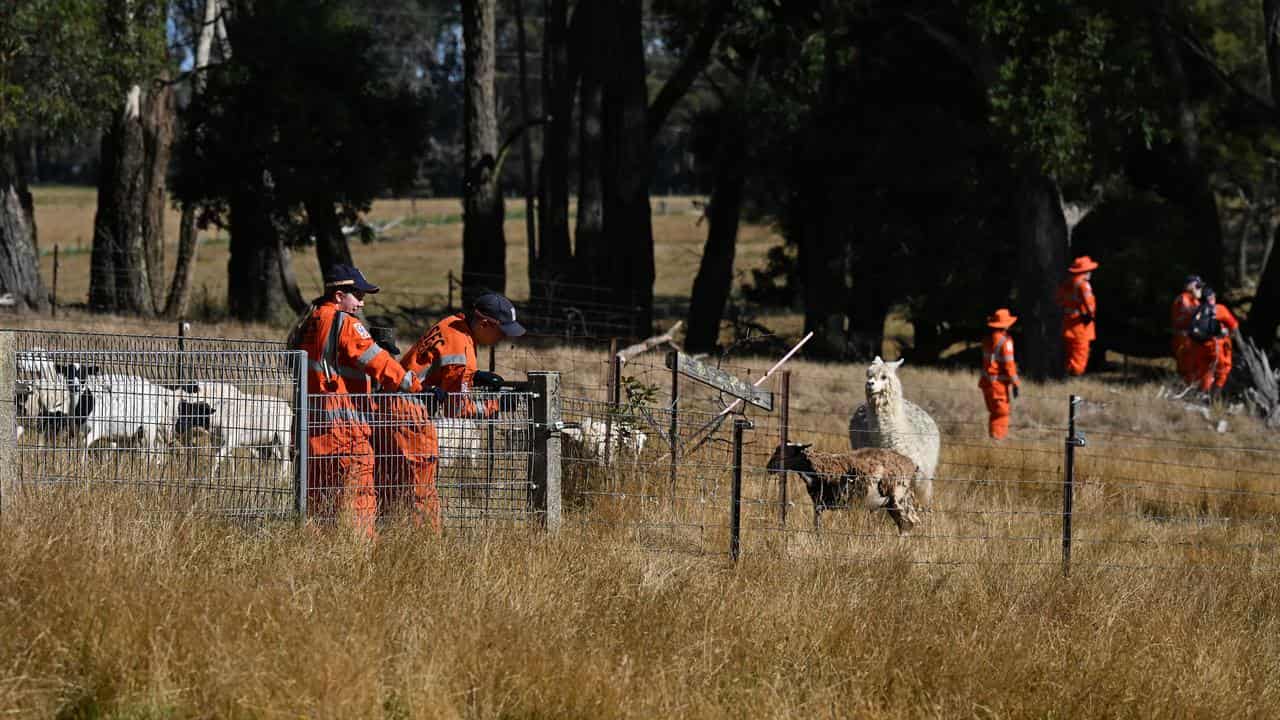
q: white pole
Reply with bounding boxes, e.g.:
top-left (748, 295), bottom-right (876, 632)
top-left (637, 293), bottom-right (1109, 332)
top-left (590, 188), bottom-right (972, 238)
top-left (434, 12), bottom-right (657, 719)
top-left (713, 331), bottom-right (814, 419)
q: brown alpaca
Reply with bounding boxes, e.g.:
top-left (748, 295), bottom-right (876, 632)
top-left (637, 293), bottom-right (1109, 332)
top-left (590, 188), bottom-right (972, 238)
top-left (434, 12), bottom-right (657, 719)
top-left (767, 442), bottom-right (921, 534)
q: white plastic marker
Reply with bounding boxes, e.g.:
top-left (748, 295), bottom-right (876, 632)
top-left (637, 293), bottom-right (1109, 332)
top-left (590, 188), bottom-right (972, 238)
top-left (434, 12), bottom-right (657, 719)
top-left (712, 331), bottom-right (815, 419)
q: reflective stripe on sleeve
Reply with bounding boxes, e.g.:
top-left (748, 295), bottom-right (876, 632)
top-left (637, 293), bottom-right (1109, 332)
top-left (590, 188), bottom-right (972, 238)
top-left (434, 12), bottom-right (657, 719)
top-left (354, 343), bottom-right (382, 370)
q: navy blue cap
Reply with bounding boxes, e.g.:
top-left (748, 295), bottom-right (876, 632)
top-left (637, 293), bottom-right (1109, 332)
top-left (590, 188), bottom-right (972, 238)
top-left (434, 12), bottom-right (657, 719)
top-left (324, 264), bottom-right (379, 294)
top-left (473, 292), bottom-right (526, 337)
top-left (1184, 274), bottom-right (1203, 287)
top-left (1201, 286), bottom-right (1216, 299)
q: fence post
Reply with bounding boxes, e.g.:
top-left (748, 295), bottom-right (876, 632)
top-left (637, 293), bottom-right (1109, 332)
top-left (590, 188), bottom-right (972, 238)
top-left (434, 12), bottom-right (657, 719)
top-left (1062, 395), bottom-right (1085, 576)
top-left (0, 331), bottom-right (15, 515)
top-left (529, 371), bottom-right (563, 532)
top-left (50, 245), bottom-right (58, 318)
top-left (731, 417), bottom-right (751, 562)
top-left (293, 350), bottom-right (309, 525)
top-left (778, 370), bottom-right (791, 527)
top-left (603, 338), bottom-right (620, 466)
top-left (668, 350), bottom-right (680, 500)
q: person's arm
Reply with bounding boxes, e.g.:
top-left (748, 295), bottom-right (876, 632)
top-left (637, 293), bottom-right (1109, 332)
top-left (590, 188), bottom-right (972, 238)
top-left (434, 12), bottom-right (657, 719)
top-left (338, 317), bottom-right (422, 393)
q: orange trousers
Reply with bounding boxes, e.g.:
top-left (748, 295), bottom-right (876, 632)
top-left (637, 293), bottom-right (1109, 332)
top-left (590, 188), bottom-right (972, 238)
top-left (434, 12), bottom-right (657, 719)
top-left (307, 420), bottom-right (376, 538)
top-left (1172, 335), bottom-right (1194, 383)
top-left (372, 396), bottom-right (441, 532)
top-left (981, 382), bottom-right (1011, 439)
top-left (1064, 338), bottom-right (1091, 376)
top-left (1194, 338), bottom-right (1232, 391)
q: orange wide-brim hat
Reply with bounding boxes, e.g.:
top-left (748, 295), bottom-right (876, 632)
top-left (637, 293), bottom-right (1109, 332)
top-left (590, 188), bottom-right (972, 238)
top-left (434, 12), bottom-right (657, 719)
top-left (1068, 255), bottom-right (1099, 273)
top-left (986, 308), bottom-right (1017, 329)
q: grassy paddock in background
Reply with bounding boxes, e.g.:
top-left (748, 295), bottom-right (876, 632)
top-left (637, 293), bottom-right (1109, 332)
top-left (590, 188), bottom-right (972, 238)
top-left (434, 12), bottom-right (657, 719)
top-left (32, 187), bottom-right (772, 326)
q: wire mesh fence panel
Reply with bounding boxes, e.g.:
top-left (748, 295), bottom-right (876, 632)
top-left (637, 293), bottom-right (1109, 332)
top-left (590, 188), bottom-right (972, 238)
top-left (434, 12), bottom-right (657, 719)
top-left (319, 389), bottom-right (538, 531)
top-left (9, 342), bottom-right (303, 521)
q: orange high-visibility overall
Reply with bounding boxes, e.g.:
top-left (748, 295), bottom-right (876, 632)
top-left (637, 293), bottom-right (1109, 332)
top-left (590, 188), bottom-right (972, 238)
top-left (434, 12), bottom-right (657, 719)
top-left (1194, 304), bottom-right (1239, 391)
top-left (1057, 274), bottom-right (1096, 376)
top-left (402, 313), bottom-right (492, 417)
top-left (1171, 290), bottom-right (1198, 383)
top-left (371, 393), bottom-right (441, 531)
top-left (382, 312), bottom-right (486, 531)
top-left (293, 300), bottom-right (420, 537)
top-left (979, 330), bottom-right (1020, 439)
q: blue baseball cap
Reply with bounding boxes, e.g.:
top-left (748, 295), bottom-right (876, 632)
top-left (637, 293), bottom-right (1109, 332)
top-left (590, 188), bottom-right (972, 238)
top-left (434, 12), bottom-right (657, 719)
top-left (324, 264), bottom-right (379, 294)
top-left (473, 292), bottom-right (526, 337)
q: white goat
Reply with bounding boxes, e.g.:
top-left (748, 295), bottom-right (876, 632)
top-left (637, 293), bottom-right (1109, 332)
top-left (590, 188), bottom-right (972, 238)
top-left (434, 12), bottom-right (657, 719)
top-left (176, 382), bottom-right (293, 477)
top-left (562, 417), bottom-right (648, 459)
top-left (72, 373), bottom-right (181, 462)
top-left (15, 350), bottom-right (86, 440)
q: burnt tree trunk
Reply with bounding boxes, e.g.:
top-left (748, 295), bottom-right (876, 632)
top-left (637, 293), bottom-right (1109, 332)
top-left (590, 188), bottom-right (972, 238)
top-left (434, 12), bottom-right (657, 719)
top-left (1250, 0), bottom-right (1280, 349)
top-left (574, 0), bottom-right (606, 294)
top-left (534, 0), bottom-right (576, 299)
top-left (462, 0), bottom-right (506, 302)
top-left (90, 77), bottom-right (176, 315)
top-left (514, 0), bottom-right (538, 298)
top-left (800, 2), bottom-right (846, 357)
top-left (601, 0), bottom-right (654, 334)
top-left (1152, 3), bottom-right (1226, 290)
top-left (305, 194), bottom-right (353, 275)
top-left (0, 143), bottom-right (47, 311)
top-left (1014, 168), bottom-right (1067, 380)
top-left (685, 61), bottom-right (757, 354)
top-left (228, 182), bottom-right (301, 324)
top-left (1253, 229), bottom-right (1280, 349)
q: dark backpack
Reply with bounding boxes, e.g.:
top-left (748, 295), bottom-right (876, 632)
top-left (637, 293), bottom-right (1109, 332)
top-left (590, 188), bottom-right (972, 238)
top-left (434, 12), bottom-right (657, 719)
top-left (1188, 302), bottom-right (1221, 342)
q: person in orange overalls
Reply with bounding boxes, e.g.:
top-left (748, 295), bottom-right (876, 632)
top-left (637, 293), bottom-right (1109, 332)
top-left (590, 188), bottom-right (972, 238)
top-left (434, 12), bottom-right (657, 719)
top-left (979, 308), bottom-right (1020, 440)
top-left (391, 293), bottom-right (526, 529)
top-left (1056, 255), bottom-right (1098, 376)
top-left (367, 327), bottom-right (444, 532)
top-left (402, 292), bottom-right (526, 410)
top-left (1192, 287), bottom-right (1240, 399)
top-left (288, 264), bottom-right (423, 537)
top-left (1170, 275), bottom-right (1202, 384)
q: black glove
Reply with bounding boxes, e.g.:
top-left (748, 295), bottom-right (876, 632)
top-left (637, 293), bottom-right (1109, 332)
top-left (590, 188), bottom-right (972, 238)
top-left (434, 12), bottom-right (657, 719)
top-left (1011, 385), bottom-right (1020, 400)
top-left (427, 385), bottom-right (448, 404)
top-left (472, 370), bottom-right (505, 389)
top-left (1080, 312), bottom-right (1094, 325)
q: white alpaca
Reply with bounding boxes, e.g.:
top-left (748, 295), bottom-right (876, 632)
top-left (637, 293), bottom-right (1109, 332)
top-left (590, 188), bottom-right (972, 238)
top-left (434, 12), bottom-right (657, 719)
top-left (847, 357), bottom-right (940, 504)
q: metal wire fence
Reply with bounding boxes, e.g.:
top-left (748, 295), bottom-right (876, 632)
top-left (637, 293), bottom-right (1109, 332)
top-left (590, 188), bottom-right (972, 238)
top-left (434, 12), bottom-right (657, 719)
top-left (5, 326), bottom-right (1278, 572)
top-left (8, 344), bottom-right (302, 520)
top-left (1, 330), bottom-right (556, 531)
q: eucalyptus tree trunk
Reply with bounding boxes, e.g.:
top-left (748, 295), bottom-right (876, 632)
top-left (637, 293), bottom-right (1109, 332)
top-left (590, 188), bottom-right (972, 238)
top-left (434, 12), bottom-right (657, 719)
top-left (685, 60), bottom-right (758, 354)
top-left (601, 0), bottom-right (654, 334)
top-left (305, 194), bottom-right (353, 274)
top-left (1250, 0), bottom-right (1280, 348)
top-left (462, 0), bottom-right (505, 302)
top-left (574, 0), bottom-right (606, 293)
top-left (166, 0), bottom-right (222, 319)
top-left (90, 77), bottom-right (176, 315)
top-left (0, 143), bottom-right (47, 311)
top-left (1014, 168), bottom-right (1067, 380)
top-left (533, 0), bottom-right (575, 300)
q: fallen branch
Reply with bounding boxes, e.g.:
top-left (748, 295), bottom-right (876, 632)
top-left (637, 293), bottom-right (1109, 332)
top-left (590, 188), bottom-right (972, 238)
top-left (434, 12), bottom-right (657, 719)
top-left (617, 321), bottom-right (684, 364)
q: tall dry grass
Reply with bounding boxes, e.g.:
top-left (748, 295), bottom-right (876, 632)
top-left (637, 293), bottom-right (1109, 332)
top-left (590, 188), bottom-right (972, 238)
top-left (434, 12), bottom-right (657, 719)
top-left (3, 485), bottom-right (1280, 718)
top-left (2, 344), bottom-right (1279, 716)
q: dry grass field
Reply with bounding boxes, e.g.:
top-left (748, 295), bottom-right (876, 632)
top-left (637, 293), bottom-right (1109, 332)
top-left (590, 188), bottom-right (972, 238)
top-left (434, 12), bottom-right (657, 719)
top-left (4, 186), bottom-right (1280, 717)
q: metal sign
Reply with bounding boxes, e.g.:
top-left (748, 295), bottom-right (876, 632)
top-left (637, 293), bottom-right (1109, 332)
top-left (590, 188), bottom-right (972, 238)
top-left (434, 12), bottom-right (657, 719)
top-left (665, 352), bottom-right (773, 411)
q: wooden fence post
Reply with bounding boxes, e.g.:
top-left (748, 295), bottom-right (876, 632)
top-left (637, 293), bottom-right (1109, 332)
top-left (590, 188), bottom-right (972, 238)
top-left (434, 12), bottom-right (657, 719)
top-left (529, 371), bottom-right (563, 532)
top-left (0, 331), bottom-right (15, 515)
